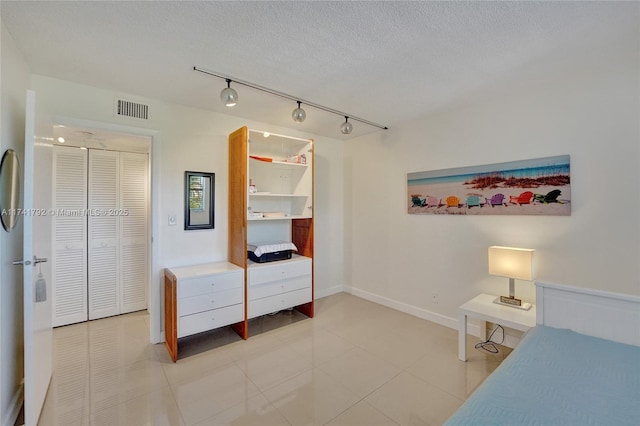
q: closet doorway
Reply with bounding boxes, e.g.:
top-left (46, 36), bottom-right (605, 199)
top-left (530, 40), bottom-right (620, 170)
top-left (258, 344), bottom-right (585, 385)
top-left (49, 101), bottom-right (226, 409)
top-left (51, 126), bottom-right (151, 327)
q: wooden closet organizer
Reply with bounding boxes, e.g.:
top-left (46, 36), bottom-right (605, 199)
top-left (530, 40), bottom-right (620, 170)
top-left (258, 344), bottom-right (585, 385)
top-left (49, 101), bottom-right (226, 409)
top-left (228, 127), bottom-right (314, 339)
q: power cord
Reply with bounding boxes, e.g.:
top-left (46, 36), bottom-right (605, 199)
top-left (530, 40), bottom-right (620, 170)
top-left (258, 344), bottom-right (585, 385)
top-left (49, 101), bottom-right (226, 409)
top-left (475, 324), bottom-right (505, 354)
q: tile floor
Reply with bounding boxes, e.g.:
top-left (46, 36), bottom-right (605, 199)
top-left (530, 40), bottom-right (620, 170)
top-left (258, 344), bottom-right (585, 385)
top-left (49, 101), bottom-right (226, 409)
top-left (39, 293), bottom-right (510, 426)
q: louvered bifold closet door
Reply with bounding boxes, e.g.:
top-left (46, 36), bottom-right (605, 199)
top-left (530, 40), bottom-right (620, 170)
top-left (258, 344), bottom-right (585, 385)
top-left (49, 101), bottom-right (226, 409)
top-left (52, 146), bottom-right (88, 326)
top-left (119, 152), bottom-right (148, 314)
top-left (88, 150), bottom-right (120, 320)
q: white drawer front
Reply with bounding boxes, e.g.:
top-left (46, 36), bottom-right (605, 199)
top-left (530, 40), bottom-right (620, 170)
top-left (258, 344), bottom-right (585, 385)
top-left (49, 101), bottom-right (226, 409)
top-left (248, 287), bottom-right (312, 319)
top-left (249, 258), bottom-right (311, 286)
top-left (248, 275), bottom-right (310, 301)
top-left (179, 288), bottom-right (243, 317)
top-left (179, 271), bottom-right (242, 299)
top-left (178, 304), bottom-right (243, 338)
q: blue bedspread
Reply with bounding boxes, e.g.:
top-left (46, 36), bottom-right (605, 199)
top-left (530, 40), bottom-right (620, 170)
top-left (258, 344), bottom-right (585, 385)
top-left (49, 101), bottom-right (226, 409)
top-left (445, 325), bottom-right (640, 425)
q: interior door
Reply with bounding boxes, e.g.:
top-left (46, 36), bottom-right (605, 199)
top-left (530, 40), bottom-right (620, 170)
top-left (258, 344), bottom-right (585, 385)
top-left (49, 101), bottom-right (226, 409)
top-left (52, 146), bottom-right (88, 326)
top-left (22, 90), bottom-right (53, 425)
top-left (119, 152), bottom-right (148, 313)
top-left (88, 150), bottom-right (119, 319)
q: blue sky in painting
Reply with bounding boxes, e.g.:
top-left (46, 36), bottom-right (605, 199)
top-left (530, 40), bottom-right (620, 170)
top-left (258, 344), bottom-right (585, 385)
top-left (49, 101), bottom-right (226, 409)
top-left (408, 155), bottom-right (570, 186)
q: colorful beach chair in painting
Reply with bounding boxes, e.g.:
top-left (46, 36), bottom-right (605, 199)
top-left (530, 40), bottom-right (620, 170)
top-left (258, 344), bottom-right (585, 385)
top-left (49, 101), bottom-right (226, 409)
top-left (410, 195), bottom-right (426, 207)
top-left (426, 196), bottom-right (441, 208)
top-left (466, 195), bottom-right (481, 209)
top-left (534, 189), bottom-right (562, 204)
top-left (446, 196), bottom-right (460, 208)
top-left (484, 193), bottom-right (505, 207)
top-left (508, 191), bottom-right (534, 205)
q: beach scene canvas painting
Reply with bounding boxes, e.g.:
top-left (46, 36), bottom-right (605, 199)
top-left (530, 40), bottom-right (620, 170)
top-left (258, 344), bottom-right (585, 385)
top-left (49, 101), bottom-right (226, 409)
top-left (408, 155), bottom-right (570, 216)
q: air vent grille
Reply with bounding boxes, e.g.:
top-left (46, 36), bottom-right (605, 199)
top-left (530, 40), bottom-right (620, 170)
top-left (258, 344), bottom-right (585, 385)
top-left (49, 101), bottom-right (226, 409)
top-left (116, 99), bottom-right (149, 120)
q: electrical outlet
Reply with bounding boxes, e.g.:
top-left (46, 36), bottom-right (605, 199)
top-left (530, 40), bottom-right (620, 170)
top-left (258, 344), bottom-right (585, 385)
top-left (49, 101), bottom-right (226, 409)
top-left (432, 293), bottom-right (439, 304)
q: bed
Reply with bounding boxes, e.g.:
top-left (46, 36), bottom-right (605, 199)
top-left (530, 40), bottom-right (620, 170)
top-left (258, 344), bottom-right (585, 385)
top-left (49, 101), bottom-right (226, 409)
top-left (445, 281), bottom-right (640, 425)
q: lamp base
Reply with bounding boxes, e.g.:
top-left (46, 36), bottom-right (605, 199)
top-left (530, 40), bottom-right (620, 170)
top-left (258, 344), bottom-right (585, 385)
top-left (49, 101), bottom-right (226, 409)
top-left (493, 296), bottom-right (532, 311)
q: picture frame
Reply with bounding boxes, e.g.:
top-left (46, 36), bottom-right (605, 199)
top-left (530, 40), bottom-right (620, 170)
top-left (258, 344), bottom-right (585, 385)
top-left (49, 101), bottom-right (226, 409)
top-left (407, 155), bottom-right (570, 216)
top-left (184, 171), bottom-right (215, 229)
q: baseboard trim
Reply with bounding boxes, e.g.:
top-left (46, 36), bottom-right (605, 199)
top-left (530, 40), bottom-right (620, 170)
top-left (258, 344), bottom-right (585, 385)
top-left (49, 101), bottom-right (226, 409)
top-left (315, 285), bottom-right (344, 299)
top-left (3, 381), bottom-right (24, 426)
top-left (343, 286), bottom-right (482, 338)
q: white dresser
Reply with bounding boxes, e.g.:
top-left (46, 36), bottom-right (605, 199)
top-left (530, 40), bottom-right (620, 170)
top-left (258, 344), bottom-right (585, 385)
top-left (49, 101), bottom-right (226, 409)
top-left (247, 255), bottom-right (312, 319)
top-left (164, 261), bottom-right (244, 362)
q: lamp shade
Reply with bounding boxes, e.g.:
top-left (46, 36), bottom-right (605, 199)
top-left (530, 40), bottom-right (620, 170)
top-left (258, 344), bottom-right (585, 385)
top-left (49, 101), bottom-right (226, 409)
top-left (220, 86), bottom-right (238, 107)
top-left (292, 102), bottom-right (306, 123)
top-left (488, 246), bottom-right (535, 280)
top-left (340, 117), bottom-right (353, 134)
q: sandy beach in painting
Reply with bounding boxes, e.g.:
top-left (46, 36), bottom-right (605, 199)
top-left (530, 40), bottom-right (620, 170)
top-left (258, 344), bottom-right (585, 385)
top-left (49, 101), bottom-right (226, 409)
top-left (407, 181), bottom-right (571, 215)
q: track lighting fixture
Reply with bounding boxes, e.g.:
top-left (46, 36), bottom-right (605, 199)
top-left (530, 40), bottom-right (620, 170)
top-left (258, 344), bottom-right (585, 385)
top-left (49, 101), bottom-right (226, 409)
top-left (220, 79), bottom-right (238, 107)
top-left (195, 66), bottom-right (388, 134)
top-left (340, 116), bottom-right (353, 135)
top-left (292, 101), bottom-right (306, 123)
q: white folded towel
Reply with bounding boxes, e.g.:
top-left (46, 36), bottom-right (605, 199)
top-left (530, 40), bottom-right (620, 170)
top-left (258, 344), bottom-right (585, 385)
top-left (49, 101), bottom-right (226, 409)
top-left (247, 241), bottom-right (298, 257)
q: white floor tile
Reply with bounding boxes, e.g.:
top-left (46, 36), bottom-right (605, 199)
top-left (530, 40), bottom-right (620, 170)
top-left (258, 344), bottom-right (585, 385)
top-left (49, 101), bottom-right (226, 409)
top-left (42, 294), bottom-right (510, 426)
top-left (365, 372), bottom-right (464, 426)
top-left (262, 368), bottom-right (360, 425)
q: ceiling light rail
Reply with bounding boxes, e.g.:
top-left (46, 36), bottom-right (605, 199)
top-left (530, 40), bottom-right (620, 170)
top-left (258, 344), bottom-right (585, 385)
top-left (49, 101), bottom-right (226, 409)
top-left (193, 66), bottom-right (388, 133)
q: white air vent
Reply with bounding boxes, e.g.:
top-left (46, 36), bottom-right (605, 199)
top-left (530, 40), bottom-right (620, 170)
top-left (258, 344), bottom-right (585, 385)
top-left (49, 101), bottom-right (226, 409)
top-left (115, 99), bottom-right (149, 120)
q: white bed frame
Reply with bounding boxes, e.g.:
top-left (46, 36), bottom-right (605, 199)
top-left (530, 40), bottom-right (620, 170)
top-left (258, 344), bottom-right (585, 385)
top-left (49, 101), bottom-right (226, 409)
top-left (536, 281), bottom-right (640, 346)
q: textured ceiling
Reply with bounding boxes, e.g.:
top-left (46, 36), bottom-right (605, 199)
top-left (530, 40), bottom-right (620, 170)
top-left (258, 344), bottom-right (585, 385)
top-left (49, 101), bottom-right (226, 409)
top-left (1, 1), bottom-right (637, 140)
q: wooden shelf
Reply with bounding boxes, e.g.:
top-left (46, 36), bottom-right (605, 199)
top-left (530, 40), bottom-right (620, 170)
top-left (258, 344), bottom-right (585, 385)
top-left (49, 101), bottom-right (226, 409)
top-left (229, 126), bottom-right (315, 338)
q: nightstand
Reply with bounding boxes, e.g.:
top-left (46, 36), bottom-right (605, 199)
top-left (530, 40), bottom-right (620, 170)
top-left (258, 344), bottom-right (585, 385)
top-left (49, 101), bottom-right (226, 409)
top-left (458, 293), bottom-right (536, 361)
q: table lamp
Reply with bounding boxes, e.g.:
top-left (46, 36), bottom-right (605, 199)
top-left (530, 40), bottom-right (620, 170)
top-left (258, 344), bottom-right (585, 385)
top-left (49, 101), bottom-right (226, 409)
top-left (488, 246), bottom-right (535, 310)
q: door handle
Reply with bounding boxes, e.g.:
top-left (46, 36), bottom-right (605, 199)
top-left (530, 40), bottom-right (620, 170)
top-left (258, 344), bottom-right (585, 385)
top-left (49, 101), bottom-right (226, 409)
top-left (12, 256), bottom-right (48, 266)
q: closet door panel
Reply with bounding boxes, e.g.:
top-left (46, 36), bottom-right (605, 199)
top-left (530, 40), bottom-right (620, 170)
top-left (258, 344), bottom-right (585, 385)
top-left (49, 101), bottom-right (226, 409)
top-left (87, 244), bottom-right (118, 319)
top-left (119, 152), bottom-right (148, 313)
top-left (52, 146), bottom-right (88, 326)
top-left (88, 150), bottom-right (119, 320)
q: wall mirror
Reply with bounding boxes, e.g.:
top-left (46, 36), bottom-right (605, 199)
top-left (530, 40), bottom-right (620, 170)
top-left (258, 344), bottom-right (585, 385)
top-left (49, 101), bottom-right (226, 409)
top-left (0, 149), bottom-right (21, 232)
top-left (185, 171), bottom-right (215, 230)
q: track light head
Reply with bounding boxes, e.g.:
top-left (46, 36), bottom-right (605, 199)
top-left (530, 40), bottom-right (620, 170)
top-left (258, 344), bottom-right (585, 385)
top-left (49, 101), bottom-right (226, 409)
top-left (292, 101), bottom-right (306, 123)
top-left (340, 116), bottom-right (353, 135)
top-left (194, 67), bottom-right (388, 131)
top-left (220, 79), bottom-right (238, 107)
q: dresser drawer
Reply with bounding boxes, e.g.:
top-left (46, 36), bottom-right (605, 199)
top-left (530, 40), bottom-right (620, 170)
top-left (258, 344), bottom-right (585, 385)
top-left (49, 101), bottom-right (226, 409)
top-left (248, 257), bottom-right (311, 286)
top-left (178, 303), bottom-right (244, 338)
top-left (248, 275), bottom-right (310, 301)
top-left (179, 287), bottom-right (243, 317)
top-left (248, 287), bottom-right (312, 319)
top-left (179, 271), bottom-right (242, 299)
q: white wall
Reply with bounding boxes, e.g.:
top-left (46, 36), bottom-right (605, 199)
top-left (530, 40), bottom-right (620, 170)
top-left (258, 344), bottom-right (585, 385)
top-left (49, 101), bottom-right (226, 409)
top-left (0, 21), bottom-right (30, 426)
top-left (30, 75), bottom-right (345, 341)
top-left (344, 19), bottom-right (640, 332)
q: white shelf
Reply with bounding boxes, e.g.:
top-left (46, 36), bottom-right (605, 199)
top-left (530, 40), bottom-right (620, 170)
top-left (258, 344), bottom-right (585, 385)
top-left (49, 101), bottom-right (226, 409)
top-left (247, 215), bottom-right (310, 221)
top-left (250, 158), bottom-right (308, 170)
top-left (249, 193), bottom-right (308, 198)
